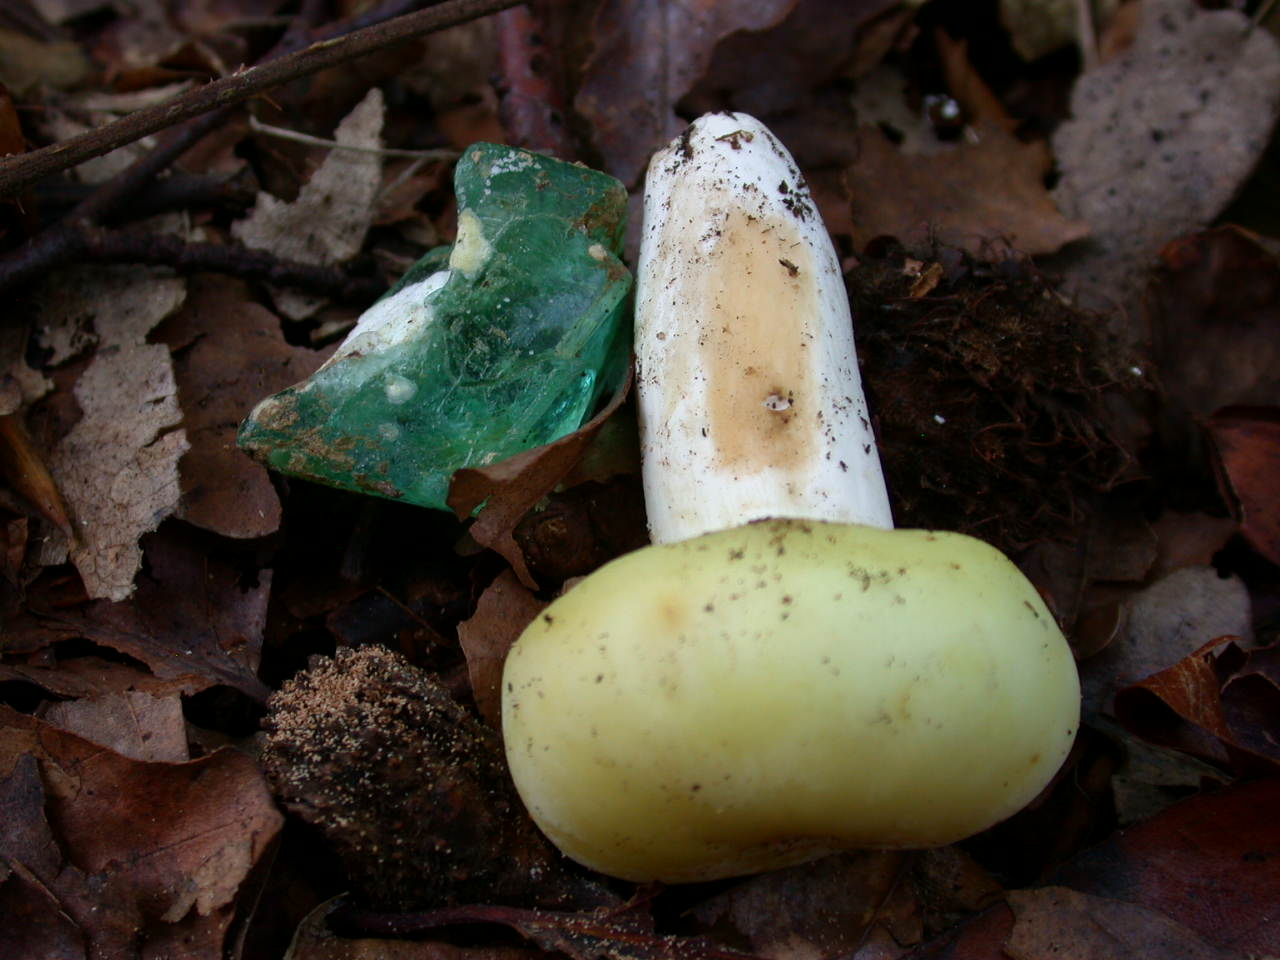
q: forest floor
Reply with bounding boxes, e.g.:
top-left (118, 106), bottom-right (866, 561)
top-left (1, 0), bottom-right (1279, 958)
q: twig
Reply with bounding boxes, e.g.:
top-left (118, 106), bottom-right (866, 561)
top-left (81, 227), bottom-right (387, 303)
top-left (1074, 0), bottom-right (1098, 73)
top-left (0, 0), bottom-right (523, 199)
top-left (247, 115), bottom-right (459, 161)
top-left (0, 224), bottom-right (387, 303)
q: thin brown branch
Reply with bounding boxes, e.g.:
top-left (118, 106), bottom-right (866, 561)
top-left (0, 0), bottom-right (523, 199)
top-left (3, 226), bottom-right (387, 304)
top-left (81, 228), bottom-right (389, 303)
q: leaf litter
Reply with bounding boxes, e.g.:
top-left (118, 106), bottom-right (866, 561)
top-left (2, 0), bottom-right (1280, 958)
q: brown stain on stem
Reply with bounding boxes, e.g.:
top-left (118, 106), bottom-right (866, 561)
top-left (656, 200), bottom-right (819, 476)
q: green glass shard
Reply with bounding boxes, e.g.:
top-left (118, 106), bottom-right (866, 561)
top-left (238, 144), bottom-right (632, 511)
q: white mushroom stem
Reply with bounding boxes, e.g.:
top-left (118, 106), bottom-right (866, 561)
top-left (636, 112), bottom-right (892, 544)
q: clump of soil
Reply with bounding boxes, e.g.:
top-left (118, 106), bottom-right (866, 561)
top-left (849, 243), bottom-right (1143, 553)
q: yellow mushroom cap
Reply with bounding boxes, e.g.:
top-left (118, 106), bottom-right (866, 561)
top-left (502, 519), bottom-right (1080, 883)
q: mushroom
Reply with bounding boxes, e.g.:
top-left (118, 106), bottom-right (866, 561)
top-left (500, 113), bottom-right (1080, 884)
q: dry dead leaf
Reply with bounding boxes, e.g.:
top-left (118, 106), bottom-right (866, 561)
top-left (0, 656), bottom-right (195, 702)
top-left (38, 85), bottom-right (192, 183)
top-left (0, 413), bottom-right (73, 539)
top-left (1146, 228), bottom-right (1280, 417)
top-left (691, 0), bottom-right (900, 118)
top-left (233, 87), bottom-right (385, 319)
top-left (448, 370), bottom-right (632, 589)
top-left (1115, 638), bottom-right (1280, 775)
top-left (1047, 778), bottom-right (1280, 954)
top-left (0, 84), bottom-right (24, 158)
top-left (691, 851), bottom-right (920, 959)
top-left (574, 0), bottom-right (797, 186)
top-left (1149, 509), bottom-right (1239, 579)
top-left (6, 524), bottom-right (272, 701)
top-left (846, 124), bottom-right (1089, 257)
top-left (1206, 408), bottom-right (1280, 566)
top-left (42, 690), bottom-right (189, 763)
top-left (457, 568), bottom-right (546, 728)
top-left (155, 275), bottom-right (330, 539)
top-left (1005, 886), bottom-right (1236, 960)
top-left (36, 265), bottom-right (189, 601)
top-left (0, 705), bottom-right (282, 959)
top-left (1050, 0), bottom-right (1280, 315)
top-left (1081, 565), bottom-right (1253, 718)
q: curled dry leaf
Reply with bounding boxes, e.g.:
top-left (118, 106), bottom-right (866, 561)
top-left (448, 368), bottom-right (632, 589)
top-left (457, 568), bottom-right (546, 729)
top-left (1116, 639), bottom-right (1280, 775)
top-left (0, 705), bottom-right (282, 960)
top-left (1080, 565), bottom-right (1253, 719)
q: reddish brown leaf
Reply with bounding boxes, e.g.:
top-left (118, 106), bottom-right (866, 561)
top-left (1220, 645), bottom-right (1280, 770)
top-left (1146, 228), bottom-right (1280, 418)
top-left (0, 706), bottom-right (282, 960)
top-left (845, 125), bottom-right (1089, 258)
top-left (1049, 779), bottom-right (1280, 955)
top-left (574, 0), bottom-right (797, 186)
top-left (1081, 566), bottom-right (1252, 718)
top-left (448, 370), bottom-right (632, 589)
top-left (691, 851), bottom-right (920, 957)
top-left (155, 274), bottom-right (331, 540)
top-left (689, 0), bottom-right (899, 119)
top-left (0, 657), bottom-right (194, 702)
top-left (456, 568), bottom-right (545, 729)
top-left (1005, 886), bottom-right (1236, 960)
top-left (495, 4), bottom-right (574, 157)
top-left (1206, 407), bottom-right (1280, 566)
top-left (935, 29), bottom-right (1015, 132)
top-left (6, 524), bottom-right (271, 701)
top-left (1113, 636), bottom-right (1238, 765)
top-left (0, 755), bottom-right (93, 960)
